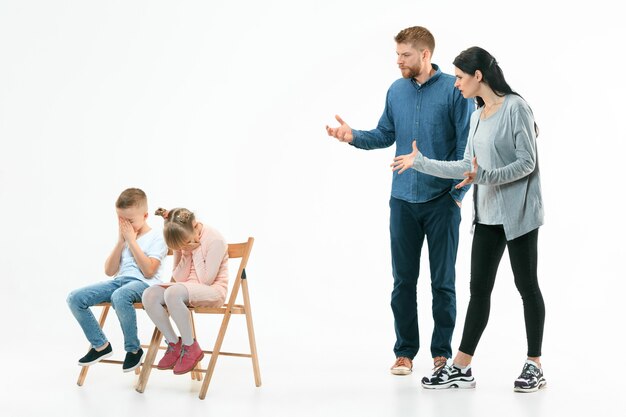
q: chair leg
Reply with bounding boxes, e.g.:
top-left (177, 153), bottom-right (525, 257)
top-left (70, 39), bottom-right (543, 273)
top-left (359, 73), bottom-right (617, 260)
top-left (241, 279), bottom-right (262, 387)
top-left (135, 326), bottom-right (163, 393)
top-left (189, 311), bottom-right (202, 381)
top-left (198, 312), bottom-right (233, 400)
top-left (77, 305), bottom-right (110, 386)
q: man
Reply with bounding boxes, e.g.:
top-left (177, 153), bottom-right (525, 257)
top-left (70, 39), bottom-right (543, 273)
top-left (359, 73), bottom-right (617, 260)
top-left (326, 26), bottom-right (474, 375)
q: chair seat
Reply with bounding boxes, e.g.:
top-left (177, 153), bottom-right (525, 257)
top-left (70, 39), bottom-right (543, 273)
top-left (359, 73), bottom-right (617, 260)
top-left (94, 302), bottom-right (144, 308)
top-left (193, 304), bottom-right (245, 314)
top-left (91, 302), bottom-right (245, 314)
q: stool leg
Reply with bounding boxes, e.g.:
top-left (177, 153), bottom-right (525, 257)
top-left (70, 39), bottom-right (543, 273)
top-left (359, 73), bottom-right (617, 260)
top-left (199, 312), bottom-right (232, 399)
top-left (77, 305), bottom-right (110, 386)
top-left (189, 310), bottom-right (202, 381)
top-left (135, 326), bottom-right (163, 393)
top-left (242, 280), bottom-right (262, 387)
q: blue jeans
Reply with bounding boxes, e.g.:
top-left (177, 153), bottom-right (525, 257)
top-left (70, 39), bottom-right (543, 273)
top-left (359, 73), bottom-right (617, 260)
top-left (390, 194), bottom-right (461, 359)
top-left (67, 277), bottom-right (149, 352)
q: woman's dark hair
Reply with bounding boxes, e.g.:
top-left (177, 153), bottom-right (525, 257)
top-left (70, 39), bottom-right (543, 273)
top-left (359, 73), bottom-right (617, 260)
top-left (453, 46), bottom-right (515, 107)
top-left (453, 46), bottom-right (538, 135)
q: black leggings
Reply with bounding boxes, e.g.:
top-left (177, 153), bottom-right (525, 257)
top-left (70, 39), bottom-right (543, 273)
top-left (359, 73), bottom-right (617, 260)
top-left (459, 224), bottom-right (545, 357)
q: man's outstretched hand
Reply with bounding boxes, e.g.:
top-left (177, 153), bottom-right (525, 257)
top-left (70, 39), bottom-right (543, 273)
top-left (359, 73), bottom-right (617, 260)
top-left (326, 115), bottom-right (353, 143)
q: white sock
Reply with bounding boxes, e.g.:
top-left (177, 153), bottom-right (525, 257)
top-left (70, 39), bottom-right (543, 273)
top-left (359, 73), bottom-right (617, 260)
top-left (526, 359), bottom-right (541, 368)
top-left (453, 362), bottom-right (471, 371)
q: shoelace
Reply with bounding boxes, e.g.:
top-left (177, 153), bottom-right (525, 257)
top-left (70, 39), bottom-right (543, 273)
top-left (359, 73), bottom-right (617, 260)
top-left (424, 364), bottom-right (453, 383)
top-left (432, 364), bottom-right (453, 378)
top-left (519, 364), bottom-right (539, 379)
top-left (178, 345), bottom-right (188, 363)
top-left (433, 357), bottom-right (447, 371)
top-left (394, 358), bottom-right (411, 368)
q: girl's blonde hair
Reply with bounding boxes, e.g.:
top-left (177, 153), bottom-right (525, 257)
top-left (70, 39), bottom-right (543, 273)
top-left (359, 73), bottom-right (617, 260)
top-left (154, 207), bottom-right (196, 250)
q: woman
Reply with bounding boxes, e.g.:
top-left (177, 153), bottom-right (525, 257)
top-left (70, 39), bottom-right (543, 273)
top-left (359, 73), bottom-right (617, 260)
top-left (391, 46), bottom-right (546, 392)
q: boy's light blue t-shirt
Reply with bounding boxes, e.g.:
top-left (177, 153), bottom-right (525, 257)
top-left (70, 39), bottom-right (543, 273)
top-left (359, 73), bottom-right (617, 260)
top-left (115, 228), bottom-right (168, 285)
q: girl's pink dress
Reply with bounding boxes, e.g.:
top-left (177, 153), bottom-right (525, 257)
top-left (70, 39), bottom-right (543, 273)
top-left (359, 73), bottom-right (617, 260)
top-left (162, 224), bottom-right (228, 307)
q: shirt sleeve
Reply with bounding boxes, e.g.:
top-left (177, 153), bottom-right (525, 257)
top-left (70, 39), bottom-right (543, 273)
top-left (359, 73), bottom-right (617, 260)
top-left (351, 89), bottom-right (396, 150)
top-left (413, 140), bottom-right (472, 179)
top-left (449, 93), bottom-right (475, 202)
top-left (145, 233), bottom-right (168, 260)
top-left (172, 250), bottom-right (191, 282)
top-left (191, 235), bottom-right (227, 286)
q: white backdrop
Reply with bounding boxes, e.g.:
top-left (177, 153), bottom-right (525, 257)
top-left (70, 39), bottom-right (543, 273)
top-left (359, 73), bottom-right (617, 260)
top-left (1, 1), bottom-right (624, 416)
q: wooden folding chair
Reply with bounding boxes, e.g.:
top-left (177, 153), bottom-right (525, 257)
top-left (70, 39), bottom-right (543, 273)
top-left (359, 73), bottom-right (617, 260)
top-left (76, 250), bottom-right (173, 386)
top-left (136, 237), bottom-right (261, 399)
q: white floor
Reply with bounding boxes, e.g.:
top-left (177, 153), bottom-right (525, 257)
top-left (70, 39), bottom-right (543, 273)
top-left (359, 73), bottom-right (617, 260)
top-left (3, 290), bottom-right (621, 417)
top-left (4, 347), bottom-right (617, 417)
top-left (3, 225), bottom-right (623, 417)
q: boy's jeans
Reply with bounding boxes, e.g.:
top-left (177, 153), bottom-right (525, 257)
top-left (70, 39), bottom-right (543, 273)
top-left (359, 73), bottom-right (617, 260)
top-left (67, 277), bottom-right (149, 352)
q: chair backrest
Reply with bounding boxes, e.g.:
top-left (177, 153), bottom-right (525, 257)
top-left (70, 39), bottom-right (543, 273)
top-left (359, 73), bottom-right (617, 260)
top-left (227, 237), bottom-right (254, 275)
top-left (223, 237), bottom-right (254, 308)
top-left (227, 239), bottom-right (252, 260)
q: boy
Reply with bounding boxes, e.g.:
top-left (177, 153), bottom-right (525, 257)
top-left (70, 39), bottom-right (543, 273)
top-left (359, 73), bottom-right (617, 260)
top-left (67, 188), bottom-right (168, 372)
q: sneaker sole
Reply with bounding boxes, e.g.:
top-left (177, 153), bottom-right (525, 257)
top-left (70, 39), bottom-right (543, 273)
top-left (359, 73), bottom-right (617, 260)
top-left (514, 380), bottom-right (547, 393)
top-left (77, 350), bottom-right (113, 367)
top-left (390, 368), bottom-right (412, 376)
top-left (122, 351), bottom-right (145, 373)
top-left (422, 379), bottom-right (476, 389)
top-left (173, 352), bottom-right (205, 375)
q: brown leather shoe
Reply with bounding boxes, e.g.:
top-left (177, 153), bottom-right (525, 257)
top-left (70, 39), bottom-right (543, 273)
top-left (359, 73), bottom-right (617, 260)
top-left (390, 356), bottom-right (413, 375)
top-left (433, 356), bottom-right (448, 371)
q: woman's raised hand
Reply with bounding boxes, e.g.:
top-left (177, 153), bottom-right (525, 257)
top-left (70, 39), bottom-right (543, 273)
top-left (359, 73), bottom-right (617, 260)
top-left (391, 140), bottom-right (419, 174)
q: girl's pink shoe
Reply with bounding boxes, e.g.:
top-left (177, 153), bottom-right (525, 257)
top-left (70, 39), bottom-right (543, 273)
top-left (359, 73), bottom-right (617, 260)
top-left (157, 337), bottom-right (182, 370)
top-left (173, 340), bottom-right (204, 375)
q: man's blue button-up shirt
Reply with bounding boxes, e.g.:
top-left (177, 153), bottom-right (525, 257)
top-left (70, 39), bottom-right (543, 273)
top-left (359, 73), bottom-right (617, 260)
top-left (351, 64), bottom-right (474, 203)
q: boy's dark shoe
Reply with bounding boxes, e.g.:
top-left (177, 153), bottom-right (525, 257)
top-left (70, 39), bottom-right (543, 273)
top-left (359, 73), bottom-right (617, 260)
top-left (122, 348), bottom-right (144, 373)
top-left (78, 343), bottom-right (113, 366)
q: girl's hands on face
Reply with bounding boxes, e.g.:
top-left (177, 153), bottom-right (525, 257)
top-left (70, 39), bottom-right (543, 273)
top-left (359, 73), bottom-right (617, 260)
top-left (181, 226), bottom-right (201, 252)
top-left (181, 241), bottom-right (201, 252)
top-left (180, 240), bottom-right (200, 252)
top-left (181, 223), bottom-right (202, 252)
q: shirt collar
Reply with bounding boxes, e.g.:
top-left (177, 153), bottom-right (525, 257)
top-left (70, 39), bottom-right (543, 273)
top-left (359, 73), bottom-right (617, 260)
top-left (411, 63), bottom-right (441, 88)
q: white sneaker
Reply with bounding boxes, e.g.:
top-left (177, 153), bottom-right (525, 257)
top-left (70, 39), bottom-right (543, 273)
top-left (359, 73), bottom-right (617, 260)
top-left (514, 360), bottom-right (546, 393)
top-left (421, 361), bottom-right (476, 389)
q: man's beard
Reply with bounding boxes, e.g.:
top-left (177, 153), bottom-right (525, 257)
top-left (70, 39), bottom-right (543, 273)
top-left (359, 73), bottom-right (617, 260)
top-left (400, 66), bottom-right (418, 79)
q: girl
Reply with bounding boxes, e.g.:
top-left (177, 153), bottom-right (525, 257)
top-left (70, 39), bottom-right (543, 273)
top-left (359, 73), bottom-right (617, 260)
top-left (142, 207), bottom-right (228, 375)
top-left (391, 46), bottom-right (546, 392)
